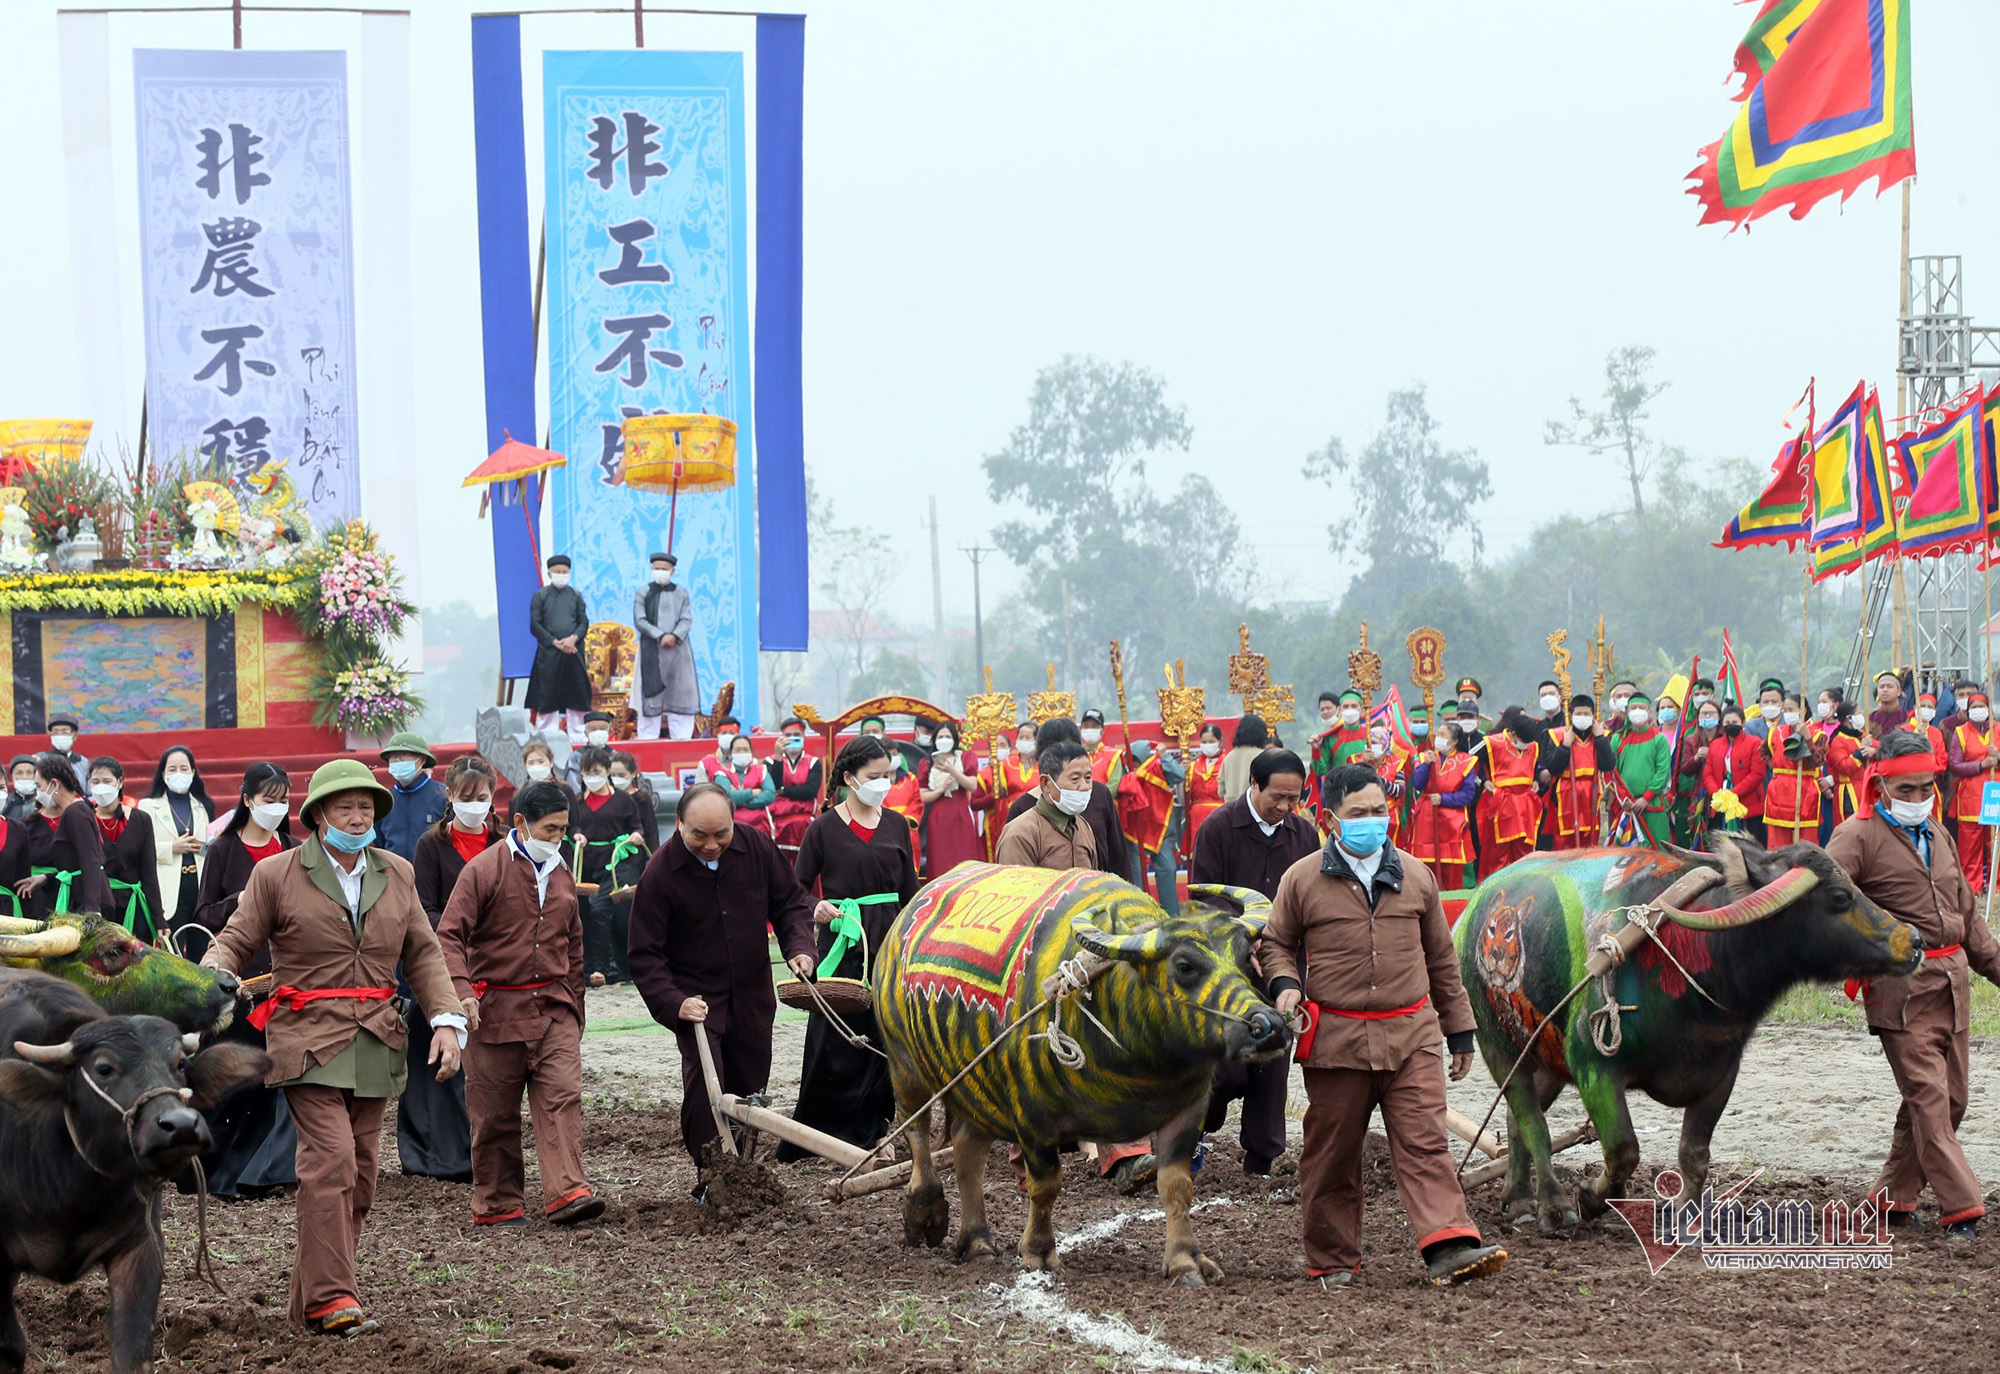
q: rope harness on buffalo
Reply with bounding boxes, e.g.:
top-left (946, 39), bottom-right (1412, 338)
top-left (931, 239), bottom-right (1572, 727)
top-left (1454, 885), bottom-right (1737, 1184)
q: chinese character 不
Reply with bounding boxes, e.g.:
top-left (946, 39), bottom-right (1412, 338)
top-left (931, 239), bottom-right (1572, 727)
top-left (585, 111), bottom-right (667, 195)
top-left (594, 314), bottom-right (683, 389)
top-left (200, 415), bottom-right (273, 475)
top-left (194, 123), bottom-right (270, 205)
top-left (597, 218), bottom-right (673, 287)
top-left (189, 217), bottom-right (274, 298)
top-left (193, 324), bottom-right (277, 397)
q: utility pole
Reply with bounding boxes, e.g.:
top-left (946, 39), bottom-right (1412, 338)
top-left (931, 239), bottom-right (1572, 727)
top-left (961, 545), bottom-right (991, 675)
top-left (927, 496), bottom-right (947, 704)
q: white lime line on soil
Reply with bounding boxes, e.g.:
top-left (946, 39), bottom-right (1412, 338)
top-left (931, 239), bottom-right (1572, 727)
top-left (989, 1199), bottom-right (1241, 1374)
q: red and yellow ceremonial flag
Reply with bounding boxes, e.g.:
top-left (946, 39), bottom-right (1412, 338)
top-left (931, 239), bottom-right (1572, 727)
top-left (1688, 0), bottom-right (1915, 229)
top-left (1715, 438), bottom-right (1811, 549)
top-left (1895, 386), bottom-right (1990, 559)
top-left (1808, 385), bottom-right (1896, 582)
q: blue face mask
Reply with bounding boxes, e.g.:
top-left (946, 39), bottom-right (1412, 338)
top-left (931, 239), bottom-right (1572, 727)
top-left (1338, 816), bottom-right (1390, 857)
top-left (322, 825), bottom-right (377, 855)
top-left (1409, 721), bottom-right (1430, 738)
top-left (387, 759), bottom-right (420, 785)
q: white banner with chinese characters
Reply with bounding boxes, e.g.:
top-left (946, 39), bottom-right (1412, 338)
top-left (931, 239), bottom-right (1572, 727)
top-left (133, 49), bottom-right (360, 525)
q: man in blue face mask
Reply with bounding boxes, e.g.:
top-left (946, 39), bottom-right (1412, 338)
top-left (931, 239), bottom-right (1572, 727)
top-left (375, 731), bottom-right (449, 863)
top-left (1260, 764), bottom-right (1506, 1291)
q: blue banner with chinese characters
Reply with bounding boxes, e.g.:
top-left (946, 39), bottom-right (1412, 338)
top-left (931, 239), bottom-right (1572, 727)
top-left (133, 49), bottom-right (360, 525)
top-left (543, 49), bottom-right (758, 718)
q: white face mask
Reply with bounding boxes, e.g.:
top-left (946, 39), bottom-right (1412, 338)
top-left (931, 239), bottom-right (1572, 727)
top-left (652, 568), bottom-right (672, 585)
top-left (716, 734), bottom-right (737, 756)
top-left (994, 742), bottom-right (1010, 758)
top-left (89, 782), bottom-right (119, 807)
top-left (1626, 708), bottom-right (1651, 728)
top-left (33, 789), bottom-right (55, 811)
top-left (1783, 710), bottom-right (1800, 727)
top-left (1199, 741), bottom-right (1219, 758)
top-left (164, 769), bottom-right (195, 794)
top-left (1815, 701), bottom-right (1833, 720)
top-left (729, 753), bottom-right (754, 771)
top-left (1760, 702), bottom-right (1781, 721)
top-left (1016, 740), bottom-right (1035, 757)
top-left (1055, 786), bottom-right (1091, 817)
top-left (1571, 713), bottom-right (1593, 732)
top-left (452, 800), bottom-right (493, 827)
top-left (611, 774), bottom-right (634, 790)
top-left (1079, 728), bottom-right (1101, 746)
top-left (11, 778), bottom-right (35, 797)
top-left (1847, 715), bottom-right (1866, 732)
top-left (1340, 708), bottom-right (1361, 726)
top-left (249, 801), bottom-right (290, 830)
top-left (520, 834), bottom-right (563, 865)
top-left (549, 572), bottom-right (571, 588)
top-left (934, 737), bottom-right (957, 755)
top-left (1692, 693), bottom-right (1711, 707)
top-left (1887, 795), bottom-right (1933, 826)
top-left (586, 729), bottom-right (610, 747)
top-left (1973, 707), bottom-right (1991, 724)
top-left (915, 731), bottom-right (934, 748)
top-left (850, 776), bottom-right (894, 808)
top-left (1918, 706), bottom-right (1936, 723)
top-left (583, 774), bottom-right (610, 794)
top-left (525, 763), bottom-right (553, 783)
top-left (1540, 694), bottom-right (1561, 713)
top-left (49, 734), bottom-right (73, 753)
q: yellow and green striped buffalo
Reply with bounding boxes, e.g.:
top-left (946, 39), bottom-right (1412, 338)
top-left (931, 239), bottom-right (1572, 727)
top-left (871, 862), bottom-right (1290, 1285)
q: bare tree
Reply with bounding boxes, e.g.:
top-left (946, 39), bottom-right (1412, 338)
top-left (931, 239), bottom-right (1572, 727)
top-left (761, 649), bottom-right (813, 724)
top-left (815, 522), bottom-right (898, 703)
top-left (1545, 346), bottom-right (1668, 518)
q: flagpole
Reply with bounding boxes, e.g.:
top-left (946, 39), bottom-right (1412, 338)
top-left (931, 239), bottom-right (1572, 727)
top-left (1892, 178), bottom-right (1913, 691)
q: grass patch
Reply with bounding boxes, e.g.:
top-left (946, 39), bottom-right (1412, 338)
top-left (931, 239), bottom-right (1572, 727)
top-left (1768, 976), bottom-right (2000, 1038)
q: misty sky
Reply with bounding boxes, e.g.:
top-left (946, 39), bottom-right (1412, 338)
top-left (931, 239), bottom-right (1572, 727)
top-left (2, 0), bottom-right (1994, 635)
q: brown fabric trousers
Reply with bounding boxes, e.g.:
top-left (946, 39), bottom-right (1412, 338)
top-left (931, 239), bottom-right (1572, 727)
top-left (1299, 1054), bottom-right (1480, 1273)
top-left (282, 1085), bottom-right (389, 1323)
top-left (1876, 986), bottom-right (1987, 1223)
top-left (467, 1016), bottom-right (591, 1222)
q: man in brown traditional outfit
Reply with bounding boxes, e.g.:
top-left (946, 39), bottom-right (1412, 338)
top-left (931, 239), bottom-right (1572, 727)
top-left (1827, 728), bottom-right (2000, 1238)
top-left (1263, 763), bottom-right (1506, 1289)
top-left (436, 780), bottom-right (602, 1228)
top-left (627, 783), bottom-right (818, 1174)
top-left (632, 551), bottom-right (698, 740)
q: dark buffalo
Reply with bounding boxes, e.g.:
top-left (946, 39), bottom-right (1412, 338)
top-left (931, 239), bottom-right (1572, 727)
top-left (0, 969), bottom-right (267, 1373)
top-left (1455, 838), bottom-right (1920, 1233)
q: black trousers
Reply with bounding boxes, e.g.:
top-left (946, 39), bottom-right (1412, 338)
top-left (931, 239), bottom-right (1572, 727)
top-left (1205, 1056), bottom-right (1290, 1168)
top-left (674, 1014), bottom-right (772, 1166)
top-left (584, 891), bottom-right (632, 982)
top-left (397, 997), bottom-right (472, 1180)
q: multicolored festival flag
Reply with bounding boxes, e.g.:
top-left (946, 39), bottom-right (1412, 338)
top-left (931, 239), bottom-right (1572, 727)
top-left (1807, 383), bottom-right (1894, 550)
top-left (1688, 0), bottom-right (1915, 229)
top-left (1715, 438), bottom-right (1811, 549)
top-left (1719, 630), bottom-right (1746, 710)
top-left (1894, 386), bottom-right (1991, 559)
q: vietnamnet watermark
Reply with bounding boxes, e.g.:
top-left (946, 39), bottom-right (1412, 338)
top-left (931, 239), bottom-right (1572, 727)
top-left (1608, 1170), bottom-right (1894, 1274)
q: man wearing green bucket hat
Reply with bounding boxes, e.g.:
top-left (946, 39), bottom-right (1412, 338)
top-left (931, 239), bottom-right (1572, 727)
top-left (376, 731), bottom-right (449, 864)
top-left (205, 758), bottom-right (467, 1340)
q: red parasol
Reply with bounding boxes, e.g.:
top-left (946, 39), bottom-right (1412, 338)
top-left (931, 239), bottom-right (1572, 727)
top-left (465, 433), bottom-right (565, 575)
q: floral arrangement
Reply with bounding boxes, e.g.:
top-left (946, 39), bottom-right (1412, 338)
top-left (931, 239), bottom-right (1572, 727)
top-left (0, 566), bottom-right (309, 616)
top-left (291, 520), bottom-right (414, 652)
top-left (21, 459), bottom-right (116, 554)
top-left (311, 651), bottom-right (425, 738)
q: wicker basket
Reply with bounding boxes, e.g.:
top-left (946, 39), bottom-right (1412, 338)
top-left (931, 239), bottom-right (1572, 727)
top-left (777, 975), bottom-right (872, 1017)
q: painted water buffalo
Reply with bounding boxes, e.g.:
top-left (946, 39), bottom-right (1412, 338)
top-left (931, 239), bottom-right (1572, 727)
top-left (0, 915), bottom-right (238, 1035)
top-left (0, 968), bottom-right (267, 1373)
top-left (874, 863), bottom-right (1289, 1285)
top-left (1455, 839), bottom-right (1919, 1233)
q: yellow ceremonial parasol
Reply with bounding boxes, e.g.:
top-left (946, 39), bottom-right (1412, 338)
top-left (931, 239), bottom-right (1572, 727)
top-left (0, 419), bottom-right (92, 484)
top-left (620, 414), bottom-right (738, 560)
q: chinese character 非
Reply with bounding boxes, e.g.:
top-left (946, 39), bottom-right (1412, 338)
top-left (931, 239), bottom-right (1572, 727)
top-left (193, 324), bottom-right (277, 397)
top-left (189, 217), bottom-right (273, 298)
top-left (594, 314), bottom-right (683, 389)
top-left (195, 123), bottom-right (270, 205)
top-left (586, 111), bottom-right (667, 194)
top-left (597, 218), bottom-right (672, 287)
top-left (199, 415), bottom-right (273, 476)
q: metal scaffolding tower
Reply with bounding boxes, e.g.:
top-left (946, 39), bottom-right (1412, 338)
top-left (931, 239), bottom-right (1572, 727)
top-left (1844, 255), bottom-right (2000, 693)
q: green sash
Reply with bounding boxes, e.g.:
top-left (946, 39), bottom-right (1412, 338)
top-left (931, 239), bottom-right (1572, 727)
top-left (816, 892), bottom-right (902, 980)
top-left (31, 866), bottom-right (78, 916)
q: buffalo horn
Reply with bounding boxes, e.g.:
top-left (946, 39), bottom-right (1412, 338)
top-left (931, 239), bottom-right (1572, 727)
top-left (1069, 914), bottom-right (1167, 964)
top-left (12, 1040), bottom-right (78, 1068)
top-left (1657, 866), bottom-right (1819, 931)
top-left (1709, 834), bottom-right (1755, 900)
top-left (0, 927), bottom-right (80, 959)
top-left (181, 1033), bottom-right (201, 1054)
top-left (0, 917), bottom-right (45, 935)
top-left (1187, 883), bottom-right (1273, 934)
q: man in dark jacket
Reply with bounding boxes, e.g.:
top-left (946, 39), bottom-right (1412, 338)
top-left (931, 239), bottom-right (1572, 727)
top-left (626, 783), bottom-right (820, 1170)
top-left (1190, 747), bottom-right (1318, 1175)
top-left (525, 554), bottom-right (592, 736)
top-left (376, 731), bottom-right (449, 862)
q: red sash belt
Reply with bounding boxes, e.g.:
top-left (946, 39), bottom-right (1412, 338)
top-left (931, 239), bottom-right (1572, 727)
top-left (471, 977), bottom-right (559, 999)
top-left (1843, 944), bottom-right (1963, 1003)
top-left (247, 985), bottom-right (393, 1031)
top-left (1294, 993), bottom-right (1430, 1062)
